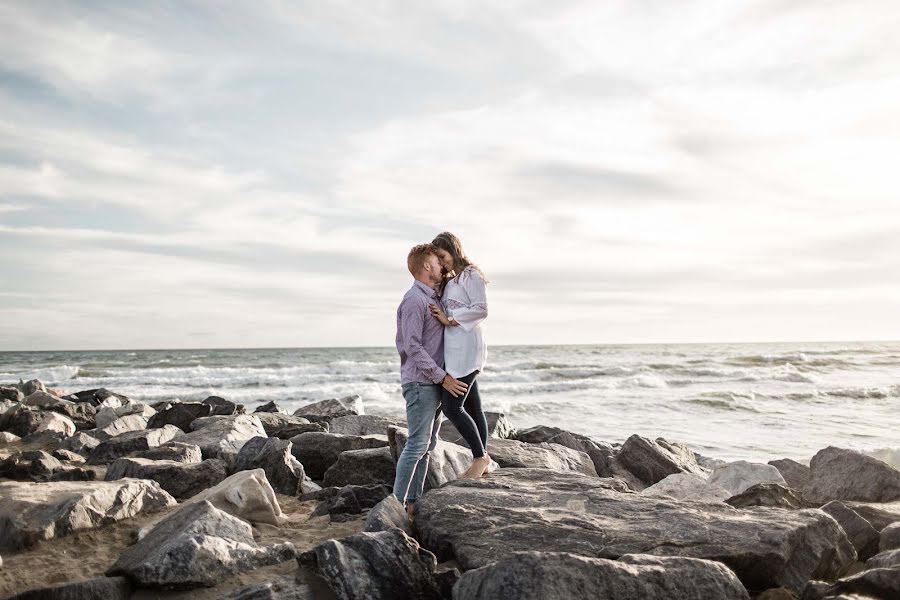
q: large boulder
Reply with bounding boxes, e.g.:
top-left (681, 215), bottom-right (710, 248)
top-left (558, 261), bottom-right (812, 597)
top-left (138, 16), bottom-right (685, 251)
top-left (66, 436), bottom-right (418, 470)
top-left (510, 424), bottom-right (617, 477)
top-left (726, 483), bottom-right (806, 509)
top-left (642, 473), bottom-right (730, 503)
top-left (106, 457), bottom-right (228, 500)
top-left (233, 436), bottom-right (306, 495)
top-left (803, 446), bottom-right (900, 504)
top-left (441, 411), bottom-right (513, 445)
top-left (23, 391), bottom-right (69, 408)
top-left (252, 412), bottom-right (322, 439)
top-left (95, 402), bottom-right (155, 429)
top-left (867, 548), bottom-right (900, 569)
top-left (323, 446), bottom-right (396, 487)
top-left (298, 529), bottom-right (442, 600)
top-left (817, 565), bottom-right (900, 599)
top-left (452, 551), bottom-right (750, 600)
top-left (0, 386), bottom-right (24, 402)
top-left (820, 501), bottom-right (881, 561)
top-left (843, 500), bottom-right (900, 532)
top-left (6, 576), bottom-right (131, 600)
top-left (881, 522), bottom-right (900, 552)
top-left (35, 411), bottom-right (76, 437)
top-left (0, 478), bottom-right (176, 551)
top-left (387, 426), bottom-right (472, 491)
top-left (615, 434), bottom-right (706, 487)
top-left (0, 450), bottom-right (94, 482)
top-left (327, 414), bottom-right (404, 437)
top-left (769, 458), bottom-right (811, 490)
top-left (289, 431), bottom-right (388, 479)
top-left (94, 414), bottom-right (148, 440)
top-left (87, 425), bottom-right (182, 464)
top-left (487, 437), bottom-right (597, 476)
top-left (309, 484), bottom-right (393, 521)
top-left (709, 461), bottom-right (787, 497)
top-left (169, 414), bottom-right (268, 461)
top-left (148, 402), bottom-right (211, 431)
top-left (364, 495), bottom-right (413, 537)
top-left (20, 379), bottom-right (46, 397)
top-left (293, 395), bottom-right (364, 421)
top-left (413, 468), bottom-right (856, 594)
top-left (108, 500), bottom-right (295, 589)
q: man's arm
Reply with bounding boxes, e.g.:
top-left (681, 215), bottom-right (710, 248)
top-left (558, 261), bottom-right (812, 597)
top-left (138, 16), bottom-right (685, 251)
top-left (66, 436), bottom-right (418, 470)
top-left (398, 297), bottom-right (446, 384)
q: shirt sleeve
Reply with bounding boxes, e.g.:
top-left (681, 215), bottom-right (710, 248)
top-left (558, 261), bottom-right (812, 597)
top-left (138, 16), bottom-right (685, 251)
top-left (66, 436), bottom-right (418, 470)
top-left (449, 269), bottom-right (488, 332)
top-left (398, 298), bottom-right (447, 384)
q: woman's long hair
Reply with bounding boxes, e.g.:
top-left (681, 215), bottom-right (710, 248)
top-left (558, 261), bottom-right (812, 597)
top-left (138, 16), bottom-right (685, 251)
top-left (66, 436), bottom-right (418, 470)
top-left (431, 232), bottom-right (488, 296)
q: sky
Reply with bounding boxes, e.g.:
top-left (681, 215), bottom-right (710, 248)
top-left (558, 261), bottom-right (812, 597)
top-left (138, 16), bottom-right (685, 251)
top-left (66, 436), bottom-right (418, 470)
top-left (1, 1), bottom-right (899, 351)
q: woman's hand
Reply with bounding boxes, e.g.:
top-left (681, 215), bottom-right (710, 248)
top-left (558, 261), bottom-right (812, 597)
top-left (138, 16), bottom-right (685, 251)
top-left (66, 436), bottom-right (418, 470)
top-left (430, 304), bottom-right (457, 326)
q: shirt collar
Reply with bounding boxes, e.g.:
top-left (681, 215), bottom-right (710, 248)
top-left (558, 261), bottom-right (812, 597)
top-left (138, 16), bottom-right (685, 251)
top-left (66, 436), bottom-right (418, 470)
top-left (413, 279), bottom-right (438, 299)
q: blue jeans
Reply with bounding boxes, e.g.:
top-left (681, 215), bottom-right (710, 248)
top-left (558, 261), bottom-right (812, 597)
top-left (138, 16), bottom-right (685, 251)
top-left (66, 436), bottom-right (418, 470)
top-left (392, 382), bottom-right (443, 505)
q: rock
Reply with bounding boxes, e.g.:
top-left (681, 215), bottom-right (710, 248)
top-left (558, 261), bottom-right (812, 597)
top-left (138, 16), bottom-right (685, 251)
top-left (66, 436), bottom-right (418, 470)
top-left (0, 387), bottom-right (23, 402)
top-left (0, 450), bottom-right (92, 482)
top-left (230, 578), bottom-right (314, 600)
top-left (643, 472), bottom-right (730, 502)
top-left (413, 468), bottom-right (855, 593)
top-left (867, 548), bottom-right (900, 569)
top-left (51, 448), bottom-right (85, 463)
top-left (6, 576), bottom-right (131, 600)
top-left (87, 425), bottom-right (182, 464)
top-left (487, 437), bottom-right (597, 476)
top-left (0, 431), bottom-right (21, 443)
top-left (35, 411), bottom-right (76, 437)
top-left (863, 447), bottom-right (900, 470)
top-left (293, 395), bottom-right (364, 420)
top-left (803, 446), bottom-right (900, 504)
top-left (95, 402), bottom-right (155, 429)
top-left (769, 458), bottom-right (811, 490)
top-left (511, 425), bottom-right (620, 476)
top-left (0, 478), bottom-right (176, 551)
top-left (94, 414), bottom-right (148, 440)
top-left (388, 426), bottom-right (473, 490)
top-left (202, 395), bottom-right (241, 416)
top-left (441, 411), bottom-right (514, 445)
top-left (61, 388), bottom-right (130, 407)
top-left (108, 500), bottom-right (295, 589)
top-left (56, 431), bottom-right (102, 455)
top-left (756, 589), bottom-right (799, 600)
top-left (310, 484), bottom-right (392, 521)
top-left (819, 565), bottom-right (900, 599)
top-left (820, 501), bottom-right (881, 561)
top-left (233, 436), bottom-right (306, 495)
top-left (452, 551), bottom-right (750, 600)
top-left (253, 400), bottom-right (284, 413)
top-left (47, 401), bottom-right (97, 430)
top-left (252, 412), bottom-right (321, 439)
top-left (327, 414), bottom-right (404, 437)
top-left (134, 441), bottom-right (203, 463)
top-left (1, 405), bottom-right (44, 437)
top-left (300, 479), bottom-right (322, 494)
top-left (800, 580), bottom-right (830, 599)
top-left (23, 391), bottom-right (68, 408)
top-left (323, 446), bottom-right (396, 487)
top-left (726, 483), bottom-right (806, 509)
top-left (20, 379), bottom-right (46, 396)
top-left (170, 414), bottom-right (268, 461)
top-left (881, 522), bottom-right (900, 552)
top-left (709, 460), bottom-right (787, 497)
top-left (106, 457), bottom-right (228, 500)
top-left (364, 495), bottom-right (413, 537)
top-left (695, 453), bottom-right (728, 470)
top-left (299, 528), bottom-right (441, 600)
top-left (615, 434), bottom-right (706, 486)
top-left (289, 431), bottom-right (388, 479)
top-left (843, 501), bottom-right (900, 531)
top-left (148, 402), bottom-right (212, 432)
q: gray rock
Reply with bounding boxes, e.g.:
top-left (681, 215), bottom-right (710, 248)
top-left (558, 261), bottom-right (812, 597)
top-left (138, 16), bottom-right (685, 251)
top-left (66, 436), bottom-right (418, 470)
top-left (87, 424), bottom-right (182, 464)
top-left (881, 522), bottom-right (900, 552)
top-left (293, 395), bottom-right (364, 420)
top-left (170, 414), bottom-right (267, 461)
top-left (642, 473), bottom-right (730, 503)
top-left (510, 424), bottom-right (618, 477)
top-left (0, 431), bottom-right (21, 444)
top-left (453, 551), bottom-right (750, 600)
top-left (756, 588), bottom-right (799, 600)
top-left (61, 388), bottom-right (125, 407)
top-left (323, 446), bottom-right (396, 487)
top-left (866, 548), bottom-right (900, 569)
top-left (23, 391), bottom-right (69, 408)
top-left (769, 458), bottom-right (811, 490)
top-left (803, 446), bottom-right (900, 505)
top-left (233, 436), bottom-right (306, 495)
top-left (134, 441), bottom-right (203, 463)
top-left (413, 468), bottom-right (855, 594)
top-left (106, 457), bottom-right (228, 500)
top-left (20, 379), bottom-right (46, 397)
top-left (95, 402), bottom-right (154, 429)
top-left (800, 580), bottom-right (830, 599)
top-left (0, 386), bottom-right (23, 402)
top-left (818, 565), bottom-right (900, 599)
top-left (6, 576), bottom-right (131, 600)
top-left (298, 528), bottom-right (441, 600)
top-left (726, 483), bottom-right (806, 509)
top-left (487, 437), bottom-right (597, 476)
top-left (230, 578), bottom-right (314, 600)
top-left (709, 460), bottom-right (787, 497)
top-left (93, 414), bottom-right (148, 440)
top-left (388, 426), bottom-right (472, 491)
top-left (1, 405), bottom-right (44, 437)
top-left (820, 501), bottom-right (881, 561)
top-left (289, 431), bottom-right (388, 479)
top-left (56, 431), bottom-right (102, 455)
top-left (310, 484), bottom-right (392, 521)
top-left (363, 495), bottom-right (413, 537)
top-left (252, 412), bottom-right (321, 439)
top-left (148, 402), bottom-right (211, 431)
top-left (0, 450), bottom-right (83, 481)
top-left (843, 500), bottom-right (900, 532)
top-left (108, 500), bottom-right (295, 589)
top-left (0, 478), bottom-right (176, 551)
top-left (47, 401), bottom-right (97, 430)
top-left (441, 411), bottom-right (513, 445)
top-left (202, 395), bottom-right (241, 416)
top-left (51, 448), bottom-right (85, 463)
top-left (327, 414), bottom-right (404, 437)
top-left (253, 400), bottom-right (284, 413)
top-left (615, 434), bottom-right (706, 486)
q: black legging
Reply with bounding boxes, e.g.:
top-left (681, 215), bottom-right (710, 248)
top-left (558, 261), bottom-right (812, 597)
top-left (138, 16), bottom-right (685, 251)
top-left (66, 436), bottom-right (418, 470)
top-left (441, 370), bottom-right (488, 458)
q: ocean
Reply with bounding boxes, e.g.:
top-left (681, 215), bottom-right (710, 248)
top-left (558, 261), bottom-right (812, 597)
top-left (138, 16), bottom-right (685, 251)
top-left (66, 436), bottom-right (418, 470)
top-left (2, 341), bottom-right (898, 462)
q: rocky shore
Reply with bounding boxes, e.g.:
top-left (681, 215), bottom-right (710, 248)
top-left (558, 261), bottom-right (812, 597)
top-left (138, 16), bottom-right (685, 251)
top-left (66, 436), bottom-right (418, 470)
top-left (1, 379), bottom-right (899, 599)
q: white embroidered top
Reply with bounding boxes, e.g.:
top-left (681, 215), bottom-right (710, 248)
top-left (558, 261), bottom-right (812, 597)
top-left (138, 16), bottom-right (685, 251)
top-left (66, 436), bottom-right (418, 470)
top-left (441, 265), bottom-right (488, 378)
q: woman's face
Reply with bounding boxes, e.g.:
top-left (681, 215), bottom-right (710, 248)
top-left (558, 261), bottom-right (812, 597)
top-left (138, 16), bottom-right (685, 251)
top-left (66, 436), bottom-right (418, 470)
top-left (435, 248), bottom-right (454, 273)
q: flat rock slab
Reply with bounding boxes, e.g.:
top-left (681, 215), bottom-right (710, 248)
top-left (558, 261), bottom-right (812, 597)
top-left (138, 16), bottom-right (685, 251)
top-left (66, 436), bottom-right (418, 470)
top-left (323, 446), bottom-right (396, 487)
top-left (87, 424), bottom-right (182, 464)
top-left (726, 483), bottom-right (805, 509)
top-left (106, 457), bottom-right (228, 500)
top-left (414, 468), bottom-right (855, 594)
top-left (643, 473), bottom-right (730, 503)
top-left (170, 414), bottom-right (267, 460)
top-left (0, 478), bottom-right (176, 551)
top-left (453, 551), bottom-right (750, 600)
top-left (289, 431), bottom-right (388, 479)
top-left (487, 438), bottom-right (597, 476)
top-left (6, 576), bottom-right (131, 600)
top-left (293, 395), bottom-right (364, 420)
top-left (803, 446), bottom-right (900, 505)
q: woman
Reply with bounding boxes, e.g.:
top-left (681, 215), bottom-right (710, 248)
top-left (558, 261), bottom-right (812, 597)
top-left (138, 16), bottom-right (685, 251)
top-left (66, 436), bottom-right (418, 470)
top-left (429, 232), bottom-right (492, 479)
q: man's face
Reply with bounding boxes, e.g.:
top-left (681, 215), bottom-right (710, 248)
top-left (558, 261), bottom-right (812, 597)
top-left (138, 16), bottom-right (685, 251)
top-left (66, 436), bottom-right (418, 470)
top-left (435, 248), bottom-right (453, 274)
top-left (424, 254), bottom-right (443, 286)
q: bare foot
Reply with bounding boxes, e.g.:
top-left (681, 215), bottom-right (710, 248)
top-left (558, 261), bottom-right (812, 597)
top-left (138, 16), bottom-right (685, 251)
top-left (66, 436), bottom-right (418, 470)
top-left (460, 455), bottom-right (492, 479)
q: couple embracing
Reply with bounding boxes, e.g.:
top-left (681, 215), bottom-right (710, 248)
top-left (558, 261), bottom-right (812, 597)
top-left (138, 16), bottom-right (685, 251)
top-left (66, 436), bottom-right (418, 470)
top-left (392, 232), bottom-right (491, 515)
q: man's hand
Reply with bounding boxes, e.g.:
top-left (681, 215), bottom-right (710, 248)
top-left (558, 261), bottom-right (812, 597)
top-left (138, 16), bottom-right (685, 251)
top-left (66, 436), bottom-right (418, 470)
top-left (441, 374), bottom-right (468, 398)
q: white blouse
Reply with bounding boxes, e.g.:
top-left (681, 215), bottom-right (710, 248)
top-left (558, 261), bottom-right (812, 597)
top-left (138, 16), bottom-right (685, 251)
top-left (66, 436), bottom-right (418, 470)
top-left (442, 266), bottom-right (488, 378)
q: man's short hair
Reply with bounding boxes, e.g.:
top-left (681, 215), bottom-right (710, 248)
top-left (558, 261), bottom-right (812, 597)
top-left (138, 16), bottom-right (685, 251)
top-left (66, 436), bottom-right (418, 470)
top-left (407, 243), bottom-right (438, 276)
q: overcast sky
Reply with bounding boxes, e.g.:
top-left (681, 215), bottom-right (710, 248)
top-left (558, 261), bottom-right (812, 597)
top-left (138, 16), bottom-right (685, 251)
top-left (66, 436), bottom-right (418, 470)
top-left (1, 1), bottom-right (899, 351)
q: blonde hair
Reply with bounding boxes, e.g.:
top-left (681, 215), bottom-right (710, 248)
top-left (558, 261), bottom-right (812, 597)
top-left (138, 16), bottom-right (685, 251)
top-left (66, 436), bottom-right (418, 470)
top-left (406, 243), bottom-right (438, 276)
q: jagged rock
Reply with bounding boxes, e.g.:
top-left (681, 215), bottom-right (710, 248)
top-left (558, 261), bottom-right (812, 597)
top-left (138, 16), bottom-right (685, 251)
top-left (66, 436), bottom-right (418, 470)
top-left (803, 446), bottom-right (900, 504)
top-left (327, 414), bottom-right (404, 436)
top-left (487, 437), bottom-right (597, 476)
top-left (252, 412), bottom-right (320, 439)
top-left (108, 500), bottom-right (295, 589)
top-left (20, 380), bottom-right (46, 397)
top-left (414, 468), bottom-right (855, 593)
top-left (453, 551), bottom-right (750, 600)
top-left (94, 414), bottom-right (148, 440)
top-left (230, 578), bottom-right (314, 600)
top-left (726, 483), bottom-right (805, 509)
top-left (170, 414), bottom-right (267, 461)
top-left (300, 479), bottom-right (322, 494)
top-left (289, 431), bottom-right (388, 479)
top-left (0, 431), bottom-right (21, 443)
top-left (844, 501), bottom-right (900, 531)
top-left (202, 395), bottom-right (241, 416)
top-left (0, 450), bottom-right (92, 481)
top-left (511, 425), bottom-right (618, 476)
top-left (87, 425), bottom-right (182, 464)
top-left (615, 434), bottom-right (706, 486)
top-left (148, 402), bottom-right (211, 432)
top-left (299, 529), bottom-right (441, 600)
top-left (23, 391), bottom-right (68, 408)
top-left (47, 401), bottom-right (96, 430)
top-left (323, 446), bottom-right (396, 487)
top-left (818, 565), bottom-right (900, 598)
top-left (0, 478), bottom-right (176, 551)
top-left (0, 387), bottom-right (23, 402)
top-left (310, 484), bottom-right (392, 521)
top-left (56, 431), bottom-right (102, 455)
top-left (51, 448), bottom-right (85, 463)
top-left (293, 395), bottom-right (364, 420)
top-left (820, 501), bottom-right (881, 561)
top-left (769, 458), bottom-right (811, 490)
top-left (34, 411), bottom-right (76, 437)
top-left (106, 457), bottom-right (228, 500)
top-left (134, 441), bottom-right (203, 463)
top-left (364, 495), bottom-right (413, 537)
top-left (709, 460), bottom-right (787, 497)
top-left (881, 522), bottom-right (900, 552)
top-left (95, 402), bottom-right (155, 429)
top-left (388, 426), bottom-right (472, 491)
top-left (6, 576), bottom-right (131, 600)
top-left (60, 388), bottom-right (120, 407)
top-left (1, 405), bottom-right (44, 437)
top-left (441, 411), bottom-right (513, 445)
top-left (867, 548), bottom-right (900, 569)
top-left (642, 473), bottom-right (730, 502)
top-left (233, 436), bottom-right (306, 495)
top-left (253, 400), bottom-right (284, 413)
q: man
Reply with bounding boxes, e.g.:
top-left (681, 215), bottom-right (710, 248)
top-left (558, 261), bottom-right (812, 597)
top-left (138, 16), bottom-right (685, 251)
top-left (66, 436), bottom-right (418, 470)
top-left (393, 243), bottom-right (468, 515)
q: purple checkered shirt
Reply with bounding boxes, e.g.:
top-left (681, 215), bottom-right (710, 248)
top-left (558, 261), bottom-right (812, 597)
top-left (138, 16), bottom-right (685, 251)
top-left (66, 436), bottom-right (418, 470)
top-left (396, 279), bottom-right (447, 385)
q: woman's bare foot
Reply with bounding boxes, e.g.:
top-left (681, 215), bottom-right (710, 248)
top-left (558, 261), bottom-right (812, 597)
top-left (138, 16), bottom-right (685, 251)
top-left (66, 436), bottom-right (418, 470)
top-left (460, 455), bottom-right (492, 479)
